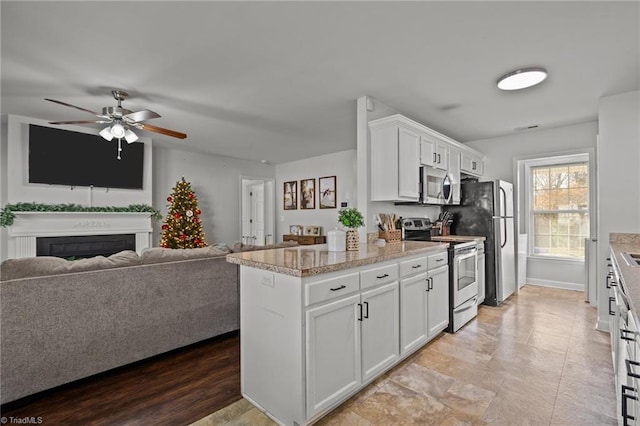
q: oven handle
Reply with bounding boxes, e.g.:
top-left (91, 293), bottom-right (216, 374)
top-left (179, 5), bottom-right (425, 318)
top-left (455, 249), bottom-right (477, 262)
top-left (454, 296), bottom-right (478, 313)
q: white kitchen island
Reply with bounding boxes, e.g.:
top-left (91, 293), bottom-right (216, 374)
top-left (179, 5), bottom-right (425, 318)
top-left (226, 240), bottom-right (450, 426)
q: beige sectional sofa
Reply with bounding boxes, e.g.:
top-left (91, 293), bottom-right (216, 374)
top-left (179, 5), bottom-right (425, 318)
top-left (0, 242), bottom-right (296, 404)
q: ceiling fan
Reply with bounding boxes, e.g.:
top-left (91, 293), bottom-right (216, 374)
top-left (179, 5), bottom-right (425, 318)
top-left (45, 89), bottom-right (187, 144)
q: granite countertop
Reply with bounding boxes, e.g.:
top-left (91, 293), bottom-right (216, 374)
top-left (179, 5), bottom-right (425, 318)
top-left (431, 235), bottom-right (486, 243)
top-left (610, 233), bottom-right (640, 325)
top-left (226, 240), bottom-right (449, 278)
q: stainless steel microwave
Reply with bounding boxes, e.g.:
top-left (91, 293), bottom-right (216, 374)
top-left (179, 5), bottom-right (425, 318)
top-left (420, 166), bottom-right (453, 205)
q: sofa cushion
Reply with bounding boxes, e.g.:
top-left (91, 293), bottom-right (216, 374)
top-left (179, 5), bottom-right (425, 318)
top-left (141, 245), bottom-right (231, 264)
top-left (1, 256), bottom-right (67, 281)
top-left (231, 240), bottom-right (299, 252)
top-left (0, 250), bottom-right (142, 281)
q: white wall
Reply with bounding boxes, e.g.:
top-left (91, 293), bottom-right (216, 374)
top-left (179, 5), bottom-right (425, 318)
top-left (465, 121), bottom-right (598, 290)
top-left (596, 90), bottom-right (640, 330)
top-left (152, 146), bottom-right (274, 247)
top-left (465, 121), bottom-right (598, 183)
top-left (275, 149), bottom-right (357, 240)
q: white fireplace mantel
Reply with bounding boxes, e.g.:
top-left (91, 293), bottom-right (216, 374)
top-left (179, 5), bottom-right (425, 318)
top-left (7, 212), bottom-right (154, 259)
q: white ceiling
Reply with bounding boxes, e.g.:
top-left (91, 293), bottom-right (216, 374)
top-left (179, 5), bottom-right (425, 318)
top-left (2, 1), bottom-right (638, 164)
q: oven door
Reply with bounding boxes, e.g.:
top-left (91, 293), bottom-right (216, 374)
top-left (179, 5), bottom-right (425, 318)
top-left (453, 248), bottom-right (478, 307)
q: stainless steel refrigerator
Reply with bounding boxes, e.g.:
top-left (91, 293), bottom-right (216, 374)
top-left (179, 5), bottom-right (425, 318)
top-left (442, 180), bottom-right (516, 306)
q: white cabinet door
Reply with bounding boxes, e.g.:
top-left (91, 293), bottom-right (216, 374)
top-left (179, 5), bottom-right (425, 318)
top-left (306, 294), bottom-right (361, 419)
top-left (361, 282), bottom-right (400, 382)
top-left (427, 265), bottom-right (450, 338)
top-left (420, 136), bottom-right (448, 171)
top-left (434, 144), bottom-right (449, 171)
top-left (461, 152), bottom-right (484, 176)
top-left (398, 127), bottom-right (420, 199)
top-left (420, 137), bottom-right (436, 167)
top-left (370, 124), bottom-right (419, 201)
top-left (400, 272), bottom-right (428, 355)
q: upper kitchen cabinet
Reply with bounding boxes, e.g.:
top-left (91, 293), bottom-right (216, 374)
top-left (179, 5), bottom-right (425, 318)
top-left (369, 117), bottom-right (420, 202)
top-left (420, 134), bottom-right (449, 171)
top-left (369, 114), bottom-right (485, 203)
top-left (460, 151), bottom-right (484, 177)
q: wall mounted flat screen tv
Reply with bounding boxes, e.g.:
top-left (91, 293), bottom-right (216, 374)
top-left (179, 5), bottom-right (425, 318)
top-left (28, 124), bottom-right (144, 190)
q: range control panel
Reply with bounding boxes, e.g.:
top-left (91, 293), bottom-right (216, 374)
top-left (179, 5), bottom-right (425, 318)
top-left (402, 218), bottom-right (432, 231)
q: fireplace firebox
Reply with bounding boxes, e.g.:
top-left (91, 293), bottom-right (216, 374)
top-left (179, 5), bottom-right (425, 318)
top-left (36, 234), bottom-right (136, 259)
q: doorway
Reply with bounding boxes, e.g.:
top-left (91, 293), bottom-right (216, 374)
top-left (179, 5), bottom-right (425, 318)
top-left (240, 177), bottom-right (275, 246)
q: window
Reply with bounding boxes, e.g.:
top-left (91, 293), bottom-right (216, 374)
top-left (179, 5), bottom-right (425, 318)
top-left (529, 157), bottom-right (589, 260)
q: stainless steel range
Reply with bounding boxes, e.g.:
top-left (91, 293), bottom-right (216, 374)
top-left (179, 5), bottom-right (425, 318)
top-left (401, 218), bottom-right (479, 332)
top-left (448, 241), bottom-right (478, 332)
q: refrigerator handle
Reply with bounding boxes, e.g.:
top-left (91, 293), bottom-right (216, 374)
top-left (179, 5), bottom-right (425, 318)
top-left (502, 218), bottom-right (507, 248)
top-left (499, 186), bottom-right (508, 248)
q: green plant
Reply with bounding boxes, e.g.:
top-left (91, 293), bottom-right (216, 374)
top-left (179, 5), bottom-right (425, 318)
top-left (0, 202), bottom-right (162, 227)
top-left (338, 207), bottom-right (364, 228)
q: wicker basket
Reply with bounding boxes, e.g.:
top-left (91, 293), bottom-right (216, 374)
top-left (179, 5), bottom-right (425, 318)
top-left (379, 230), bottom-right (401, 243)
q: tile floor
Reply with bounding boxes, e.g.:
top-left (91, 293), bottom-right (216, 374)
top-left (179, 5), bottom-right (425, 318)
top-left (191, 285), bottom-right (616, 425)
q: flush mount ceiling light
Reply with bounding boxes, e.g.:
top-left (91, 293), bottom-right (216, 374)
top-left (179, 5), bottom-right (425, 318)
top-left (497, 67), bottom-right (548, 90)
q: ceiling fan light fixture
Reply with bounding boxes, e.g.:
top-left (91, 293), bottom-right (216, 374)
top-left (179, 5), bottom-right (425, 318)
top-left (124, 129), bottom-right (139, 144)
top-left (110, 122), bottom-right (126, 138)
top-left (100, 126), bottom-right (114, 141)
top-left (497, 67), bottom-right (547, 90)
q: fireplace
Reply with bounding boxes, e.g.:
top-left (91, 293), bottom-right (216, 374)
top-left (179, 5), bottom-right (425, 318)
top-left (5, 212), bottom-right (153, 259)
top-left (36, 234), bottom-right (136, 259)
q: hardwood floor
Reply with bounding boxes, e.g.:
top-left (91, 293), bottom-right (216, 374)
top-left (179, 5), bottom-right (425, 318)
top-left (0, 331), bottom-right (241, 426)
top-left (1, 286), bottom-right (616, 426)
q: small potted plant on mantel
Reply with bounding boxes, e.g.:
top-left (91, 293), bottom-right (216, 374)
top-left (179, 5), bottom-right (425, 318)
top-left (338, 207), bottom-right (365, 251)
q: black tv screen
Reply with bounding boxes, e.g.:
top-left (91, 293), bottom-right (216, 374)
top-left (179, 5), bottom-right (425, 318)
top-left (28, 124), bottom-right (144, 190)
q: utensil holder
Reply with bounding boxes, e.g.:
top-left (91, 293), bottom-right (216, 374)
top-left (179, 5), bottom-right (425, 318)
top-left (379, 230), bottom-right (401, 243)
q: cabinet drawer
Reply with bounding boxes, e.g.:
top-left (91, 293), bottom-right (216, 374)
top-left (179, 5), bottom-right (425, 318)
top-left (428, 251), bottom-right (448, 269)
top-left (305, 272), bottom-right (360, 306)
top-left (399, 257), bottom-right (428, 277)
top-left (297, 236), bottom-right (316, 245)
top-left (360, 263), bottom-right (399, 290)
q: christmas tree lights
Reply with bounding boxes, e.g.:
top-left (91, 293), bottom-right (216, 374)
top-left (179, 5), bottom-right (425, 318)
top-left (160, 177), bottom-right (207, 248)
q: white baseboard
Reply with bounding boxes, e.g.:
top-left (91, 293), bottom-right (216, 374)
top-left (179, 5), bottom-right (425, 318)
top-left (596, 318), bottom-right (611, 333)
top-left (525, 278), bottom-right (584, 292)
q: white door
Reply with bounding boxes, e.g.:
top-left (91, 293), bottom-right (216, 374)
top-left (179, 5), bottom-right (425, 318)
top-left (427, 265), bottom-right (450, 338)
top-left (400, 273), bottom-right (428, 355)
top-left (361, 282), bottom-right (400, 382)
top-left (250, 181), bottom-right (265, 246)
top-left (306, 294), bottom-right (361, 419)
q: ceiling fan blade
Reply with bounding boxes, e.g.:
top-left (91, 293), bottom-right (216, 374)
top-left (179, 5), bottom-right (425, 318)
top-left (44, 98), bottom-right (99, 116)
top-left (124, 109), bottom-right (161, 123)
top-left (48, 120), bottom-right (112, 125)
top-left (139, 123), bottom-right (187, 139)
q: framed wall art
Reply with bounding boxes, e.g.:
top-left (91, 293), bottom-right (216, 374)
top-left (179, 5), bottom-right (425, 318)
top-left (303, 225), bottom-right (321, 236)
top-left (300, 178), bottom-right (315, 209)
top-left (319, 175), bottom-right (336, 209)
top-left (283, 180), bottom-right (297, 210)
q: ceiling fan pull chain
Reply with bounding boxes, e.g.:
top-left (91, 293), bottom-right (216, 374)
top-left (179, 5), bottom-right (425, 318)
top-left (117, 138), bottom-right (122, 160)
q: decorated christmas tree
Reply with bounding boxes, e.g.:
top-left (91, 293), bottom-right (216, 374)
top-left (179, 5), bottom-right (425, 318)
top-left (160, 177), bottom-right (207, 248)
